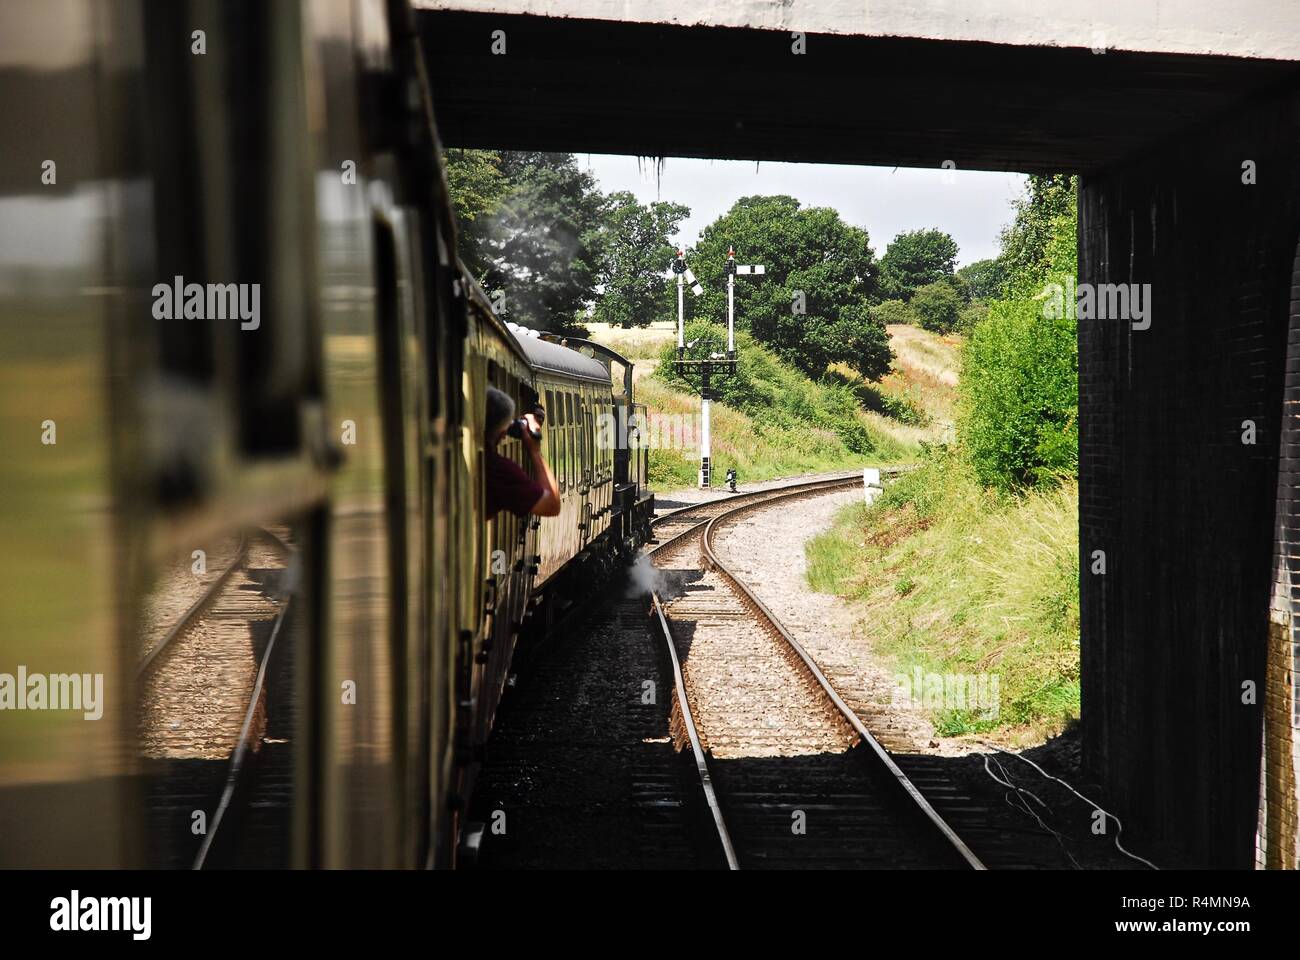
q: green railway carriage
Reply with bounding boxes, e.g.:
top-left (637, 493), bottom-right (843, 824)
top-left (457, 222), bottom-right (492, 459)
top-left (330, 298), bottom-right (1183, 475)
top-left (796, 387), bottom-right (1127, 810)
top-left (0, 0), bottom-right (652, 870)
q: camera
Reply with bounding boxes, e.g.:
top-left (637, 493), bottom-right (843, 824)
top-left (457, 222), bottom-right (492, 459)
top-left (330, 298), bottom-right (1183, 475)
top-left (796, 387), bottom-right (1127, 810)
top-left (507, 404), bottom-right (545, 442)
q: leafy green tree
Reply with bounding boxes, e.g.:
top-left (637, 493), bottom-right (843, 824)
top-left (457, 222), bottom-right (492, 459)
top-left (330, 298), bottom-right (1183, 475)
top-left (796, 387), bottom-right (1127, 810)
top-left (444, 149), bottom-right (508, 225)
top-left (591, 191), bottom-right (689, 328)
top-left (960, 177), bottom-right (1078, 490)
top-left (910, 280), bottom-right (963, 333)
top-left (995, 174), bottom-right (1077, 298)
top-left (471, 151), bottom-right (606, 331)
top-left (443, 149), bottom-right (510, 275)
top-left (955, 258), bottom-right (1004, 302)
top-left (956, 301), bottom-right (989, 333)
top-left (686, 195), bottom-right (891, 380)
top-left (879, 229), bottom-right (959, 301)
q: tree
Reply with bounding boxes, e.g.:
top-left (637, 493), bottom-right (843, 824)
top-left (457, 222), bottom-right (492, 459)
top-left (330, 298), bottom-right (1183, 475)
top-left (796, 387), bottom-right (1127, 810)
top-left (591, 192), bottom-right (689, 328)
top-left (955, 258), bottom-right (1004, 302)
top-left (471, 152), bottom-right (607, 331)
top-left (879, 229), bottom-right (959, 301)
top-left (686, 195), bottom-right (892, 380)
top-left (994, 174), bottom-right (1077, 298)
top-left (443, 149), bottom-right (510, 274)
top-left (444, 149), bottom-right (509, 225)
top-left (910, 280), bottom-right (963, 333)
top-left (957, 302), bottom-right (989, 333)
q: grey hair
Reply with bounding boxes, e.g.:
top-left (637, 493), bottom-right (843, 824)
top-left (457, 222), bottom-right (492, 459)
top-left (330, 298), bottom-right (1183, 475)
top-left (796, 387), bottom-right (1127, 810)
top-left (485, 386), bottom-right (515, 440)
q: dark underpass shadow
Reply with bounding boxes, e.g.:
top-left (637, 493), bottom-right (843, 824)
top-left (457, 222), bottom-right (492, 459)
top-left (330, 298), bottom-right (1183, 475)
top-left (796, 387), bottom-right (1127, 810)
top-left (654, 497), bottom-right (705, 511)
top-left (886, 725), bottom-right (1199, 870)
top-left (476, 556), bottom-right (1195, 869)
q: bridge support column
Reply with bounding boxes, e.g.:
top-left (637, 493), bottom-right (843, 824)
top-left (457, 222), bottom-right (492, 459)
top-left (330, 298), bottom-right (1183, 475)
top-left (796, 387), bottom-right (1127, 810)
top-left (1078, 83), bottom-right (1300, 867)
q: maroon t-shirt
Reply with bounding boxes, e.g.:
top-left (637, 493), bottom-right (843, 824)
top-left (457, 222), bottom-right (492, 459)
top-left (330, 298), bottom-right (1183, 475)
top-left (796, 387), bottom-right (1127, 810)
top-left (486, 449), bottom-right (546, 519)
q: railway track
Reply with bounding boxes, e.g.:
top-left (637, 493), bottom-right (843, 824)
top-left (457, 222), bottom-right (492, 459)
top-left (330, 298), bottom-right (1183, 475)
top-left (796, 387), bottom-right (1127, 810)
top-left (469, 473), bottom-right (909, 868)
top-left (649, 478), bottom-right (986, 870)
top-left (647, 472), bottom-right (893, 550)
top-left (140, 525), bottom-right (300, 869)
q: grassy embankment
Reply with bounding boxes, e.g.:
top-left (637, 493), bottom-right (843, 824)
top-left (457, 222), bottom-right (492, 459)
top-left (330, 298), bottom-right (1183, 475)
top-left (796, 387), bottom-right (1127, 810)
top-left (806, 319), bottom-right (1080, 744)
top-left (587, 321), bottom-right (949, 488)
top-left (806, 450), bottom-right (1079, 744)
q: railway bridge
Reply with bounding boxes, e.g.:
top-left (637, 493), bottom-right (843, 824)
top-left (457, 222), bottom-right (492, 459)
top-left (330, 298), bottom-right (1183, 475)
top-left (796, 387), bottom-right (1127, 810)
top-left (415, 0), bottom-right (1300, 867)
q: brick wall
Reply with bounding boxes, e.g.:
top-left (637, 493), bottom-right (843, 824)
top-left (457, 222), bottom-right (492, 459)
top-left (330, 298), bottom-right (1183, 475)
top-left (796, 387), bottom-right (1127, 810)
top-left (1078, 86), bottom-right (1300, 867)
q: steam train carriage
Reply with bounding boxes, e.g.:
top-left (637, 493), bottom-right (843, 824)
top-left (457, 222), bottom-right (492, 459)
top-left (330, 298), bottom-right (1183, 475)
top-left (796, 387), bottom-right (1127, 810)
top-left (458, 282), bottom-right (654, 848)
top-left (0, 0), bottom-right (651, 870)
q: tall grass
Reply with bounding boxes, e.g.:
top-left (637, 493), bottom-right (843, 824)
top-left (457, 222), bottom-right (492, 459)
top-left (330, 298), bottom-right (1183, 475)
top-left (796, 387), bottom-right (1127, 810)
top-left (806, 447), bottom-right (1080, 742)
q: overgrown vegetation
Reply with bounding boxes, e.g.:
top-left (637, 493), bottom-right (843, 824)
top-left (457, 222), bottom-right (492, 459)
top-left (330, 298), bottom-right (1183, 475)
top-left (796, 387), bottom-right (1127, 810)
top-left (960, 175), bottom-right (1078, 490)
top-left (805, 175), bottom-right (1082, 742)
top-left (646, 319), bottom-right (911, 484)
top-left (806, 449), bottom-right (1080, 740)
top-left (636, 376), bottom-right (904, 487)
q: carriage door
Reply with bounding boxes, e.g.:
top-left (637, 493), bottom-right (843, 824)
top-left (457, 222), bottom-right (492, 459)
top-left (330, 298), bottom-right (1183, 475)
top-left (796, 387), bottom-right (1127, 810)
top-left (580, 397), bottom-right (594, 548)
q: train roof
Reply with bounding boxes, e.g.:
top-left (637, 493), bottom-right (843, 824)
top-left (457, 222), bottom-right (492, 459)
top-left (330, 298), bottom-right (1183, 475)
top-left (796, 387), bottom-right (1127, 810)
top-left (543, 336), bottom-right (635, 399)
top-left (514, 333), bottom-right (612, 384)
top-left (456, 263), bottom-right (611, 384)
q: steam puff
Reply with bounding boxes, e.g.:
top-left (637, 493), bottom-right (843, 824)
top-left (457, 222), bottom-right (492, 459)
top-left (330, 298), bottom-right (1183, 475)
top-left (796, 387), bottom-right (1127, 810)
top-left (626, 554), bottom-right (666, 597)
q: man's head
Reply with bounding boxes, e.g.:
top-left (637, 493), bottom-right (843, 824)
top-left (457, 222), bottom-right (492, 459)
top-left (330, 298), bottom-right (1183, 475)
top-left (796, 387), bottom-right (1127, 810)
top-left (486, 386), bottom-right (515, 446)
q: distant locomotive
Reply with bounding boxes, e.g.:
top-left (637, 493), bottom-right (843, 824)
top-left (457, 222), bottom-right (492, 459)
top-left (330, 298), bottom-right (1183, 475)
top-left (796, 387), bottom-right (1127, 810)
top-left (0, 0), bottom-right (652, 868)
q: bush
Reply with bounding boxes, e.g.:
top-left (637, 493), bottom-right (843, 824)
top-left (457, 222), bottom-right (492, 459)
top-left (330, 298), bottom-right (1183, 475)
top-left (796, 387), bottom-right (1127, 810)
top-left (854, 381), bottom-right (931, 426)
top-left (910, 280), bottom-right (962, 333)
top-left (960, 286), bottom-right (1077, 490)
top-left (657, 320), bottom-right (880, 456)
top-left (871, 299), bottom-right (919, 327)
top-left (958, 177), bottom-right (1078, 491)
top-left (955, 302), bottom-right (988, 333)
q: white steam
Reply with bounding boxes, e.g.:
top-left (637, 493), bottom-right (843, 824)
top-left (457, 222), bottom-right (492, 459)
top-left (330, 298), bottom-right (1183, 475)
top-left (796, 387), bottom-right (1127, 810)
top-left (626, 554), bottom-right (667, 597)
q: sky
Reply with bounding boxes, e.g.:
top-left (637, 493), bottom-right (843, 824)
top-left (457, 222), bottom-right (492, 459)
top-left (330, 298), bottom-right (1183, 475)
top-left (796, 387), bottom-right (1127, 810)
top-left (578, 155), bottom-right (1027, 268)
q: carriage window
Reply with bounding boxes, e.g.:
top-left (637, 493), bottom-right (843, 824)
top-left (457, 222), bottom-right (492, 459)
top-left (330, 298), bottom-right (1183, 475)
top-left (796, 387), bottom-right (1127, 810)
top-left (566, 393), bottom-right (576, 484)
top-left (557, 404), bottom-right (567, 487)
top-left (574, 390), bottom-right (585, 476)
top-left (546, 389), bottom-right (557, 472)
top-left (583, 397), bottom-right (591, 476)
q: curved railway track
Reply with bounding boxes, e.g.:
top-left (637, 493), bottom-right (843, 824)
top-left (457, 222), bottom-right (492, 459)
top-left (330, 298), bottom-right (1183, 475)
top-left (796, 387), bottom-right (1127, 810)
top-left (648, 473), bottom-right (887, 549)
top-left (649, 478), bottom-right (986, 870)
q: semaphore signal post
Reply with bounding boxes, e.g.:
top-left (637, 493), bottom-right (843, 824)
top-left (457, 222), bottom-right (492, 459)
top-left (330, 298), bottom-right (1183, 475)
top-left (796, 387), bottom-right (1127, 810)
top-left (672, 246), bottom-right (765, 488)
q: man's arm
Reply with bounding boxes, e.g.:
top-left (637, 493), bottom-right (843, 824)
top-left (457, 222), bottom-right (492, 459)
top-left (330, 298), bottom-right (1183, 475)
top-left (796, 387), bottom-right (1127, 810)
top-left (521, 413), bottom-right (561, 517)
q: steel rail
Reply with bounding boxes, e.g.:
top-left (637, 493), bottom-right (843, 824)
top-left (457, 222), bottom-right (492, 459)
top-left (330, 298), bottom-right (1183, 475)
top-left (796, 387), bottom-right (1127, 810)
top-left (698, 492), bottom-right (987, 870)
top-left (192, 593), bottom-right (293, 870)
top-left (650, 592), bottom-right (739, 870)
top-left (649, 471), bottom-right (865, 529)
top-left (647, 472), bottom-right (887, 558)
